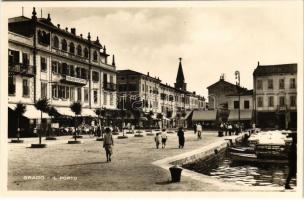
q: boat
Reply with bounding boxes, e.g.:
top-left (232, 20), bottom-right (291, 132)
top-left (228, 146), bottom-right (255, 154)
top-left (230, 152), bottom-right (288, 164)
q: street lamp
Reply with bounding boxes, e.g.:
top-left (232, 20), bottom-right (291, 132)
top-left (235, 71), bottom-right (241, 125)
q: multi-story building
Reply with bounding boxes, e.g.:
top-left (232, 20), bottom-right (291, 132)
top-left (8, 8), bottom-right (117, 136)
top-left (116, 58), bottom-right (206, 128)
top-left (253, 63), bottom-right (297, 129)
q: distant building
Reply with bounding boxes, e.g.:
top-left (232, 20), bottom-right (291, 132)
top-left (116, 58), bottom-right (206, 128)
top-left (253, 63), bottom-right (297, 129)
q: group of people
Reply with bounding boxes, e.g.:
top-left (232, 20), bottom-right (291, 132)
top-left (219, 122), bottom-right (242, 136)
top-left (154, 128), bottom-right (185, 149)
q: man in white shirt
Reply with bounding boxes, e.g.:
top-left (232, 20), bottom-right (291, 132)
top-left (197, 123), bottom-right (202, 140)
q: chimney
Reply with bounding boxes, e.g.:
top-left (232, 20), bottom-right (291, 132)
top-left (57, 24), bottom-right (60, 28)
top-left (258, 61), bottom-right (260, 66)
top-left (65, 27), bottom-right (68, 32)
top-left (80, 34), bottom-right (83, 38)
top-left (87, 32), bottom-right (91, 41)
top-left (71, 28), bottom-right (76, 35)
top-left (47, 13), bottom-right (51, 22)
top-left (147, 72), bottom-right (150, 76)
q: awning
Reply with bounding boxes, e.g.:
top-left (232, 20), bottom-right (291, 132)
top-left (9, 104), bottom-right (50, 119)
top-left (192, 110), bottom-right (217, 121)
top-left (228, 110), bottom-right (253, 121)
top-left (56, 107), bottom-right (75, 117)
top-left (82, 108), bottom-right (98, 117)
top-left (182, 111), bottom-right (192, 120)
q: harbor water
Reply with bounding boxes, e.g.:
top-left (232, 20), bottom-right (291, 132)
top-left (183, 150), bottom-right (296, 187)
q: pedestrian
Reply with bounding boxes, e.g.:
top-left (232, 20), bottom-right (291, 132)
top-left (224, 123), bottom-right (228, 136)
top-left (154, 133), bottom-right (160, 149)
top-left (285, 134), bottom-right (297, 189)
top-left (228, 123), bottom-right (233, 136)
top-left (197, 123), bottom-right (202, 139)
top-left (177, 127), bottom-right (185, 148)
top-left (97, 125), bottom-right (101, 137)
top-left (103, 127), bottom-right (114, 162)
top-left (161, 129), bottom-right (167, 148)
top-left (193, 123), bottom-right (197, 134)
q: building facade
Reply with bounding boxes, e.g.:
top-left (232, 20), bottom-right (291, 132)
top-left (116, 59), bottom-right (206, 128)
top-left (8, 8), bottom-right (117, 136)
top-left (253, 63), bottom-right (297, 129)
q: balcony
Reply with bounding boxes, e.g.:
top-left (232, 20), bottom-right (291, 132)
top-left (61, 75), bottom-right (87, 86)
top-left (104, 82), bottom-right (117, 91)
top-left (9, 63), bottom-right (35, 77)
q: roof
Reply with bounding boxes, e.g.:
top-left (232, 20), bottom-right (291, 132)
top-left (207, 79), bottom-right (249, 93)
top-left (253, 63), bottom-right (297, 76)
top-left (9, 15), bottom-right (103, 49)
top-left (117, 70), bottom-right (160, 82)
top-left (228, 109), bottom-right (253, 121)
top-left (192, 110), bottom-right (217, 121)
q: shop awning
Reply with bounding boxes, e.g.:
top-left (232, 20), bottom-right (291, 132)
top-left (192, 110), bottom-right (217, 121)
top-left (9, 104), bottom-right (50, 119)
top-left (182, 111), bottom-right (192, 120)
top-left (82, 108), bottom-right (98, 117)
top-left (56, 107), bottom-right (75, 117)
top-left (228, 110), bottom-right (253, 121)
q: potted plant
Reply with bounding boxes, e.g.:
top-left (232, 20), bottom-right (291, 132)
top-left (68, 102), bottom-right (82, 144)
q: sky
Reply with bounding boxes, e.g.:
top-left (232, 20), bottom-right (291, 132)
top-left (5, 2), bottom-right (302, 98)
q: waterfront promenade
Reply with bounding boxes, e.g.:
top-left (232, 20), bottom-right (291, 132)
top-left (8, 130), bottom-right (288, 191)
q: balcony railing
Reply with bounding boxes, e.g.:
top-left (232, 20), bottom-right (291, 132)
top-left (104, 82), bottom-right (117, 91)
top-left (277, 105), bottom-right (287, 111)
top-left (9, 63), bottom-right (35, 77)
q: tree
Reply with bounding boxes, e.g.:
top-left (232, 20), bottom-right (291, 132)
top-left (14, 103), bottom-right (26, 141)
top-left (120, 109), bottom-right (127, 136)
top-left (34, 98), bottom-right (50, 144)
top-left (70, 102), bottom-right (82, 141)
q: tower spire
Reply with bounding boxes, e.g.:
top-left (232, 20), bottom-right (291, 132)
top-left (174, 57), bottom-right (186, 91)
top-left (112, 54), bottom-right (116, 66)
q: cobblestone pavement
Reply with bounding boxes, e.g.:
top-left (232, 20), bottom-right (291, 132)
top-left (7, 131), bottom-right (288, 192)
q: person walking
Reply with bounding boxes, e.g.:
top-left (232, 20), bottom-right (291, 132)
top-left (161, 129), bottom-right (167, 148)
top-left (228, 123), bottom-right (233, 136)
top-left (196, 123), bottom-right (202, 140)
top-left (103, 127), bottom-right (114, 162)
top-left (154, 133), bottom-right (160, 149)
top-left (177, 127), bottom-right (185, 148)
top-left (285, 134), bottom-right (297, 189)
top-left (193, 123), bottom-right (197, 135)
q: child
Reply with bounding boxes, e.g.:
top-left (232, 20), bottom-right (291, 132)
top-left (154, 133), bottom-right (160, 149)
top-left (161, 129), bottom-right (167, 148)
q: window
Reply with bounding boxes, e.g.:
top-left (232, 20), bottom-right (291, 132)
top-left (290, 96), bottom-right (296, 107)
top-left (22, 79), bottom-right (29, 97)
top-left (257, 80), bottom-right (263, 90)
top-left (268, 96), bottom-right (274, 107)
top-left (279, 79), bottom-right (285, 89)
top-left (84, 88), bottom-right (89, 102)
top-left (66, 86), bottom-right (70, 99)
top-left (142, 84), bottom-right (145, 92)
top-left (38, 30), bottom-right (50, 46)
top-left (70, 87), bottom-right (74, 102)
top-left (9, 49), bottom-right (20, 67)
top-left (61, 63), bottom-right (68, 75)
top-left (84, 48), bottom-right (89, 58)
top-left (104, 92), bottom-right (107, 105)
top-left (53, 36), bottom-right (59, 48)
top-left (244, 100), bottom-right (250, 109)
top-left (51, 61), bottom-right (59, 74)
top-left (41, 57), bottom-right (47, 72)
top-left (41, 82), bottom-right (47, 99)
top-left (77, 88), bottom-right (82, 102)
top-left (69, 42), bottom-right (75, 54)
top-left (110, 93), bottom-right (114, 106)
top-left (52, 85), bottom-right (58, 99)
top-left (257, 97), bottom-right (263, 107)
top-left (93, 51), bottom-right (98, 61)
top-left (8, 75), bottom-right (16, 96)
top-left (233, 101), bottom-right (239, 109)
top-left (92, 71), bottom-right (99, 82)
top-left (69, 65), bottom-right (75, 77)
top-left (61, 39), bottom-right (67, 51)
top-left (279, 96), bottom-right (285, 106)
top-left (290, 78), bottom-right (296, 89)
top-left (268, 79), bottom-right (273, 89)
top-left (103, 73), bottom-right (108, 88)
top-left (77, 45), bottom-right (82, 56)
top-left (94, 90), bottom-right (98, 104)
top-left (22, 53), bottom-right (29, 66)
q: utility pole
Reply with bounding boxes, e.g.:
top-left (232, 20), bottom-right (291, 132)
top-left (235, 71), bottom-right (241, 125)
